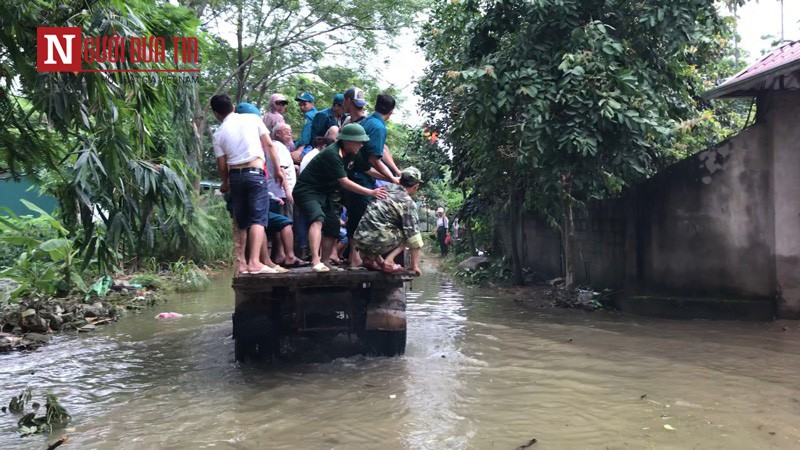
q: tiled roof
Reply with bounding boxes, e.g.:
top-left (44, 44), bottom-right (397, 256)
top-left (703, 40), bottom-right (800, 99)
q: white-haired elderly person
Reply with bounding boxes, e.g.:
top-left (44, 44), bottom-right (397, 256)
top-left (267, 122), bottom-right (306, 267)
top-left (262, 93), bottom-right (295, 152)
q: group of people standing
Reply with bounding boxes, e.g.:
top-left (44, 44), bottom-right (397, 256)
top-left (210, 87), bottom-right (425, 276)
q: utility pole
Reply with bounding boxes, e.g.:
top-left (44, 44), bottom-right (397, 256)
top-left (780, 0), bottom-right (785, 42)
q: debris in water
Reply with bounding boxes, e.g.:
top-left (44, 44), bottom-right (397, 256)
top-left (156, 312), bottom-right (183, 319)
top-left (640, 394), bottom-right (647, 399)
top-left (516, 437), bottom-right (538, 449)
top-left (389, 394), bottom-right (397, 399)
top-left (664, 424), bottom-right (675, 431)
top-left (8, 388), bottom-right (31, 413)
top-left (12, 392), bottom-right (71, 436)
top-left (46, 436), bottom-right (69, 450)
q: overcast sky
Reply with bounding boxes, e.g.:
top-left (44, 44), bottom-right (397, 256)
top-left (381, 1), bottom-right (800, 125)
top-left (215, 1), bottom-right (799, 125)
top-left (735, 0), bottom-right (800, 61)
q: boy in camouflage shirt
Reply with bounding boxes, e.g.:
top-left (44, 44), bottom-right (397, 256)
top-left (354, 167), bottom-right (424, 275)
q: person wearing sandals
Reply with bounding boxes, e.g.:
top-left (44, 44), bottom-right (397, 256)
top-left (234, 102), bottom-right (301, 271)
top-left (212, 95), bottom-right (286, 275)
top-left (353, 167), bottom-right (424, 275)
top-left (293, 123), bottom-right (390, 272)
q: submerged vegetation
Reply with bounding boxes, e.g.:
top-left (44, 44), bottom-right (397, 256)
top-left (0, 198), bottom-right (222, 352)
top-left (5, 388), bottom-right (70, 437)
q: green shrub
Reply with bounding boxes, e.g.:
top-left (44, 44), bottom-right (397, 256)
top-left (453, 256), bottom-right (514, 286)
top-left (130, 273), bottom-right (163, 289)
top-left (150, 196), bottom-right (232, 266)
top-left (0, 201), bottom-right (87, 299)
top-left (168, 259), bottom-right (209, 292)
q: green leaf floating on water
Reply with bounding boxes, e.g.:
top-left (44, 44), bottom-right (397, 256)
top-left (664, 424), bottom-right (676, 431)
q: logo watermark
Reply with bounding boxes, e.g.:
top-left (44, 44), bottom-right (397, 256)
top-left (37, 27), bottom-right (199, 73)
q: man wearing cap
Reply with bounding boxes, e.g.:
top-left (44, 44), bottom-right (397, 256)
top-left (342, 87), bottom-right (369, 125)
top-left (293, 123), bottom-right (390, 272)
top-left (343, 88), bottom-right (403, 186)
top-left (294, 92), bottom-right (317, 153)
top-left (262, 94), bottom-right (294, 151)
top-left (354, 167), bottom-right (424, 275)
top-left (345, 93), bottom-right (400, 269)
top-left (212, 94), bottom-right (285, 275)
top-left (312, 93), bottom-right (345, 140)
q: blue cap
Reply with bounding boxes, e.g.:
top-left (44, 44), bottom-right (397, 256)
top-left (295, 92), bottom-right (315, 103)
top-left (234, 102), bottom-right (260, 115)
top-left (333, 93), bottom-right (344, 105)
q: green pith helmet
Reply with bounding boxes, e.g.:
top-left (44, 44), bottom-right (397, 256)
top-left (338, 123), bottom-right (370, 142)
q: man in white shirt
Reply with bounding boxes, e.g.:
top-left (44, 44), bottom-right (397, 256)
top-left (211, 94), bottom-right (285, 275)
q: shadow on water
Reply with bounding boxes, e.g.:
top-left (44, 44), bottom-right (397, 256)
top-left (2, 269), bottom-right (800, 449)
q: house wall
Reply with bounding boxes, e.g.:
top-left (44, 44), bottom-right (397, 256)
top-left (768, 90), bottom-right (800, 318)
top-left (0, 177), bottom-right (58, 215)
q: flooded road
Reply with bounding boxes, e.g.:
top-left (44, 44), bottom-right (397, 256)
top-left (2, 271), bottom-right (800, 449)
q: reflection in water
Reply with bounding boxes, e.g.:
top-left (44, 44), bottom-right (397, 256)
top-left (402, 279), bottom-right (473, 448)
top-left (2, 271), bottom-right (800, 449)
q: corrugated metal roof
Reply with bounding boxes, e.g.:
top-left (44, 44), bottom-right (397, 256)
top-left (703, 40), bottom-right (800, 99)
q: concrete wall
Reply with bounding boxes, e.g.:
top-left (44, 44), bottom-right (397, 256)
top-left (769, 90), bottom-right (800, 317)
top-left (495, 212), bottom-right (561, 280)
top-left (495, 200), bottom-right (628, 288)
top-left (495, 90), bottom-right (800, 317)
top-left (570, 200), bottom-right (627, 288)
top-left (631, 123), bottom-right (775, 300)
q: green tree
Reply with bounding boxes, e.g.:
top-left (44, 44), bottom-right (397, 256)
top-left (1, 0), bottom-right (203, 271)
top-left (189, 0), bottom-right (426, 143)
top-left (418, 0), bottom-right (747, 286)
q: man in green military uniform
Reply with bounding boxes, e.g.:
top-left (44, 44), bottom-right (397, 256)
top-left (293, 123), bottom-right (390, 272)
top-left (353, 167), bottom-right (424, 275)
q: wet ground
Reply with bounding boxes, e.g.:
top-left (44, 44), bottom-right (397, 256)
top-left (2, 270), bottom-right (800, 449)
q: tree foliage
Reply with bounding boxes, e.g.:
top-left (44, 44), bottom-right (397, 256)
top-left (418, 0), bottom-right (747, 284)
top-left (1, 0), bottom-right (205, 270)
top-left (189, 0), bottom-right (426, 106)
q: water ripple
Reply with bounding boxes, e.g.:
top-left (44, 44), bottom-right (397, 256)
top-left (3, 274), bottom-right (800, 449)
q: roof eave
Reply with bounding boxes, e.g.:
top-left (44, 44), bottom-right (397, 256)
top-left (702, 60), bottom-right (800, 100)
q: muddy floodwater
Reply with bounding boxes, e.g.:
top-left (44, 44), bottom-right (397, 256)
top-left (2, 271), bottom-right (800, 449)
